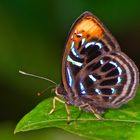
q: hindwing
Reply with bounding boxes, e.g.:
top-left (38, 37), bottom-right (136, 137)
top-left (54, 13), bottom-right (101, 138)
top-left (60, 11), bottom-right (139, 110)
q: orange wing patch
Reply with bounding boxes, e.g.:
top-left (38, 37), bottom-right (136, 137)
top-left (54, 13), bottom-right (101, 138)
top-left (66, 15), bottom-right (104, 51)
top-left (75, 16), bottom-right (103, 38)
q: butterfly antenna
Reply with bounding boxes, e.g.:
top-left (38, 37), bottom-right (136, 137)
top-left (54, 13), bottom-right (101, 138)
top-left (19, 70), bottom-right (57, 85)
top-left (37, 85), bottom-right (55, 96)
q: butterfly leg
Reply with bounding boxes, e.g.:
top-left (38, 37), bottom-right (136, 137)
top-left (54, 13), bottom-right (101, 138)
top-left (65, 103), bottom-right (71, 124)
top-left (48, 97), bottom-right (71, 123)
top-left (79, 103), bottom-right (89, 111)
top-left (89, 106), bottom-right (104, 120)
top-left (48, 96), bottom-right (65, 115)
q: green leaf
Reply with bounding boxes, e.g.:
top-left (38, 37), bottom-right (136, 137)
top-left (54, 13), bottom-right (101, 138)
top-left (14, 88), bottom-right (140, 140)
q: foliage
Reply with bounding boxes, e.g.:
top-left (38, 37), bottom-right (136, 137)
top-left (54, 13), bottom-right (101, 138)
top-left (15, 88), bottom-right (140, 140)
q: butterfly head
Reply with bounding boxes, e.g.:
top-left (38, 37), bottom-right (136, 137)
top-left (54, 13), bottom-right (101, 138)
top-left (55, 84), bottom-right (66, 98)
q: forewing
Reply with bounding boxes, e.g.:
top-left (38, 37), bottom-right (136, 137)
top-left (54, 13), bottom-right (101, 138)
top-left (61, 11), bottom-right (139, 108)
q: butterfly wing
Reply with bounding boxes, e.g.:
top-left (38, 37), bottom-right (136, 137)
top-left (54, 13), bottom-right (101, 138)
top-left (60, 11), bottom-right (139, 111)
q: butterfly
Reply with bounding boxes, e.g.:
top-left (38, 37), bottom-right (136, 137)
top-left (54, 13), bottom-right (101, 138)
top-left (21, 11), bottom-right (139, 123)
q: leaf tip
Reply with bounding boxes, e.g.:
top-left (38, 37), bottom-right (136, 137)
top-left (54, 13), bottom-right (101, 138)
top-left (14, 128), bottom-right (18, 134)
top-left (14, 123), bottom-right (22, 134)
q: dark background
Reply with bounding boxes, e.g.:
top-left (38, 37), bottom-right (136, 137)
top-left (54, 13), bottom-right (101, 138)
top-left (0, 0), bottom-right (140, 140)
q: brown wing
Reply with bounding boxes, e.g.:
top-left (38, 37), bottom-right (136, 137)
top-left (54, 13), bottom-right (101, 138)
top-left (61, 11), bottom-right (139, 109)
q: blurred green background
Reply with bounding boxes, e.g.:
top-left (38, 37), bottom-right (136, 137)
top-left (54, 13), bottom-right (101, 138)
top-left (0, 0), bottom-right (140, 140)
